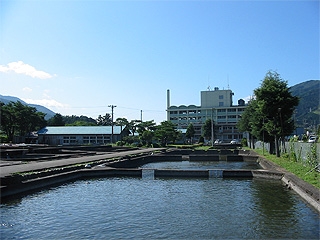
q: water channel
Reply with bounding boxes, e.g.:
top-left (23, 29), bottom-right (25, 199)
top-left (1, 173), bottom-right (319, 239)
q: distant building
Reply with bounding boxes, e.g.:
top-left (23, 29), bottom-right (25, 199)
top-left (166, 88), bottom-right (247, 142)
top-left (37, 126), bottom-right (124, 145)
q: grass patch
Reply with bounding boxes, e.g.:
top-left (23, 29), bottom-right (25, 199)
top-left (254, 148), bottom-right (319, 189)
top-left (167, 144), bottom-right (213, 151)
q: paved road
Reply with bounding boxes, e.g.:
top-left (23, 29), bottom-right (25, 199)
top-left (0, 148), bottom-right (163, 178)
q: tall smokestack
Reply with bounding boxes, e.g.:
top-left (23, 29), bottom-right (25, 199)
top-left (167, 89), bottom-right (170, 121)
top-left (167, 89), bottom-right (170, 109)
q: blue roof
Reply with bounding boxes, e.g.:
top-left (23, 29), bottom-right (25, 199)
top-left (38, 126), bottom-right (123, 135)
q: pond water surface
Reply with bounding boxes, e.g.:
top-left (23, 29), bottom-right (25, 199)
top-left (1, 177), bottom-right (319, 239)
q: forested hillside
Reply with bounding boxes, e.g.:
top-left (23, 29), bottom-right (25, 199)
top-left (0, 95), bottom-right (55, 120)
top-left (290, 80), bottom-right (319, 129)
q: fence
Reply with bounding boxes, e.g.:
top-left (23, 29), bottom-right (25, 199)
top-left (254, 141), bottom-right (319, 171)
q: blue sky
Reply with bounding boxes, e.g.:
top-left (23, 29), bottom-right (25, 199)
top-left (1, 0), bottom-right (319, 124)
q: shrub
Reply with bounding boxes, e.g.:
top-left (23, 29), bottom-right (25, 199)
top-left (241, 138), bottom-right (248, 147)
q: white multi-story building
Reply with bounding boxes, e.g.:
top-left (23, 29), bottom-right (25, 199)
top-left (166, 87), bottom-right (246, 142)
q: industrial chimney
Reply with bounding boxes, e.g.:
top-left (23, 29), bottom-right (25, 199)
top-left (167, 89), bottom-right (170, 121)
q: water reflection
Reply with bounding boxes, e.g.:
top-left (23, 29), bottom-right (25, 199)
top-left (251, 179), bottom-right (319, 239)
top-left (1, 178), bottom-right (318, 239)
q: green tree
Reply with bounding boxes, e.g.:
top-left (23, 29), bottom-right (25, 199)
top-left (115, 117), bottom-right (129, 132)
top-left (0, 101), bottom-right (47, 142)
top-left (202, 118), bottom-right (215, 142)
top-left (96, 113), bottom-right (112, 126)
top-left (185, 123), bottom-right (195, 144)
top-left (154, 121), bottom-right (179, 146)
top-left (48, 113), bottom-right (65, 126)
top-left (141, 130), bottom-right (154, 146)
top-left (126, 120), bottom-right (142, 136)
top-left (239, 71), bottom-right (299, 156)
top-left (63, 115), bottom-right (97, 125)
top-left (1, 102), bottom-right (17, 141)
top-left (137, 120), bottom-right (156, 134)
top-left (66, 120), bottom-right (96, 126)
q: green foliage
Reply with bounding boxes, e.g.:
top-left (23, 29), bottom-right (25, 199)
top-left (154, 121), bottom-right (180, 146)
top-left (115, 117), bottom-right (129, 132)
top-left (96, 113), bottom-right (112, 126)
top-left (199, 136), bottom-right (204, 143)
top-left (141, 130), bottom-right (154, 146)
top-left (122, 135), bottom-right (140, 145)
top-left (186, 123), bottom-right (195, 143)
top-left (0, 133), bottom-right (8, 143)
top-left (306, 143), bottom-right (318, 169)
top-left (290, 80), bottom-right (320, 129)
top-left (66, 120), bottom-right (96, 126)
top-left (238, 71), bottom-right (299, 156)
top-left (202, 118), bottom-right (215, 140)
top-left (254, 148), bottom-right (319, 189)
top-left (0, 101), bottom-right (47, 141)
top-left (137, 120), bottom-right (156, 134)
top-left (116, 141), bottom-right (125, 146)
top-left (47, 113), bottom-right (65, 126)
top-left (63, 115), bottom-right (97, 125)
top-left (241, 138), bottom-right (248, 147)
top-left (288, 141), bottom-right (298, 162)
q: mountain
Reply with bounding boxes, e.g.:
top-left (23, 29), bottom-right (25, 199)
top-left (0, 95), bottom-right (56, 120)
top-left (290, 80), bottom-right (320, 129)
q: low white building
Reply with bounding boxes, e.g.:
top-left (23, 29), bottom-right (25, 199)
top-left (166, 88), bottom-right (247, 142)
top-left (37, 126), bottom-right (124, 145)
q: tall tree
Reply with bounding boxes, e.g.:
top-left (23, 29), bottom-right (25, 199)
top-left (202, 118), bottom-right (215, 141)
top-left (0, 101), bottom-right (47, 142)
top-left (239, 71), bottom-right (299, 156)
top-left (154, 121), bottom-right (179, 146)
top-left (141, 130), bottom-right (154, 146)
top-left (185, 123), bottom-right (195, 144)
top-left (137, 120), bottom-right (156, 134)
top-left (115, 117), bottom-right (129, 132)
top-left (126, 120), bottom-right (142, 136)
top-left (96, 113), bottom-right (112, 126)
top-left (0, 102), bottom-right (16, 141)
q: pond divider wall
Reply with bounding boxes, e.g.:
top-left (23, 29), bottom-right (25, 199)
top-left (1, 167), bottom-right (283, 200)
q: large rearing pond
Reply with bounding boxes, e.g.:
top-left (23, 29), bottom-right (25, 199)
top-left (1, 177), bottom-right (319, 239)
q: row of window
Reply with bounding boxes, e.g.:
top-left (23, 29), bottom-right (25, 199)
top-left (63, 136), bottom-right (111, 144)
top-left (170, 115), bottom-right (241, 121)
top-left (169, 108), bottom-right (245, 115)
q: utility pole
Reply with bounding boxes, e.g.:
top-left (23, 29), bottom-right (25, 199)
top-left (141, 110), bottom-right (143, 122)
top-left (108, 105), bottom-right (117, 143)
top-left (211, 108), bottom-right (214, 147)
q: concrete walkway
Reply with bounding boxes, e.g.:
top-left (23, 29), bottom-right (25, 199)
top-left (0, 148), bottom-right (162, 178)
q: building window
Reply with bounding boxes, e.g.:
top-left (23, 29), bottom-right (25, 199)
top-left (227, 109), bottom-right (236, 112)
top-left (219, 95), bottom-right (224, 99)
top-left (218, 109), bottom-right (226, 112)
top-left (219, 102), bottom-right (224, 106)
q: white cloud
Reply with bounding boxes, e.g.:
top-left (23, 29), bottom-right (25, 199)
top-left (22, 87), bottom-right (33, 92)
top-left (23, 98), bottom-right (68, 108)
top-left (0, 61), bottom-right (53, 79)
